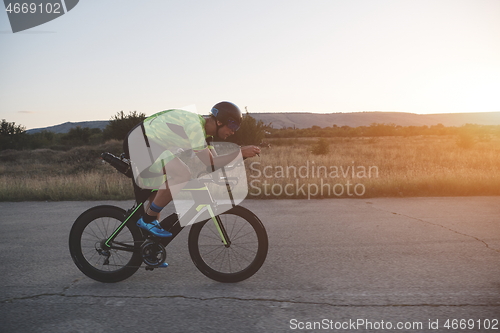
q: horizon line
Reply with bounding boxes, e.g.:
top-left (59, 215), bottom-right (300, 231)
top-left (24, 110), bottom-right (500, 131)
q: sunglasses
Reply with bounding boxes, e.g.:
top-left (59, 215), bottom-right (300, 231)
top-left (226, 118), bottom-right (240, 132)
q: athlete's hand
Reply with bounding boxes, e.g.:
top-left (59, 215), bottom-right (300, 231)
top-left (241, 145), bottom-right (261, 158)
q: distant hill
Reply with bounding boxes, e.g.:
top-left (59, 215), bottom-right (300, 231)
top-left (251, 111), bottom-right (500, 129)
top-left (26, 111), bottom-right (500, 133)
top-left (27, 121), bottom-right (109, 134)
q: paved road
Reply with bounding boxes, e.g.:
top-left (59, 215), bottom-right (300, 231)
top-left (0, 197), bottom-right (499, 333)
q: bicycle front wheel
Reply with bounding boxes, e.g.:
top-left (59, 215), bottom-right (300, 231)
top-left (188, 206), bottom-right (268, 283)
top-left (69, 205), bottom-right (143, 283)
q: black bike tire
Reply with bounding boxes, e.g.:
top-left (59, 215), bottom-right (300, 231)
top-left (188, 206), bottom-right (268, 283)
top-left (69, 205), bottom-right (143, 283)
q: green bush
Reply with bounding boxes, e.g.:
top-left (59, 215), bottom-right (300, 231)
top-left (456, 132), bottom-right (475, 149)
top-left (311, 138), bottom-right (330, 155)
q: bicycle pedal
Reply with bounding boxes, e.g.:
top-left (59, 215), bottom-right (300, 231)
top-left (145, 262), bottom-right (168, 271)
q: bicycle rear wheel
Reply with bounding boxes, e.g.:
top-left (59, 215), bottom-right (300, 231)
top-left (188, 206), bottom-right (268, 282)
top-left (69, 205), bottom-right (143, 283)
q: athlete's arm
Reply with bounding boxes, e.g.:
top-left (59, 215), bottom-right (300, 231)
top-left (195, 145), bottom-right (260, 168)
top-left (240, 145), bottom-right (261, 158)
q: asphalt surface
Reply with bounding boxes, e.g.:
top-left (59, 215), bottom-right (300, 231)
top-left (0, 197), bottom-right (499, 333)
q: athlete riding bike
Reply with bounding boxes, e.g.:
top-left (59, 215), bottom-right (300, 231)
top-left (128, 101), bottom-right (260, 239)
top-left (69, 102), bottom-right (267, 283)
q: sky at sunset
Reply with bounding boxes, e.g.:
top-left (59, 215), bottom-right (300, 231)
top-left (1, 0), bottom-right (499, 130)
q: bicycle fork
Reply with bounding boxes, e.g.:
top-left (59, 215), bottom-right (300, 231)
top-left (206, 205), bottom-right (231, 248)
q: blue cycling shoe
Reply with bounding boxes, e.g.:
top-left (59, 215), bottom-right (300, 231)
top-left (145, 262), bottom-right (168, 270)
top-left (136, 217), bottom-right (172, 238)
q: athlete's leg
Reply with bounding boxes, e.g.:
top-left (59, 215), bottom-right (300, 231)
top-left (137, 157), bottom-right (191, 237)
top-left (147, 156), bottom-right (190, 211)
top-left (145, 193), bottom-right (161, 220)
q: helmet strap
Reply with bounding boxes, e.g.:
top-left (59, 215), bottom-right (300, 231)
top-left (215, 121), bottom-right (221, 140)
top-left (211, 116), bottom-right (222, 140)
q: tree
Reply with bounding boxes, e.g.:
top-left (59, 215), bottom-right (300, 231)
top-left (26, 130), bottom-right (57, 149)
top-left (103, 111), bottom-right (146, 141)
top-left (226, 111), bottom-right (266, 146)
top-left (0, 119), bottom-right (26, 150)
top-left (311, 138), bottom-right (330, 155)
top-left (61, 127), bottom-right (102, 146)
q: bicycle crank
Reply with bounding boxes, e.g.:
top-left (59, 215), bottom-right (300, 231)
top-left (140, 240), bottom-right (167, 268)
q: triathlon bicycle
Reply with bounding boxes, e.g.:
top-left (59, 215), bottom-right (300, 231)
top-left (69, 152), bottom-right (268, 283)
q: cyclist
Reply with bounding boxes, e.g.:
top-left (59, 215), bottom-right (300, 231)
top-left (125, 101), bottom-right (261, 239)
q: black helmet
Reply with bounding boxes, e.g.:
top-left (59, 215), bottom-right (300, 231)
top-left (210, 101), bottom-right (243, 131)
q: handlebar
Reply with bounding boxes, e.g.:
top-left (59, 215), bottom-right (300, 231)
top-left (197, 165), bottom-right (241, 187)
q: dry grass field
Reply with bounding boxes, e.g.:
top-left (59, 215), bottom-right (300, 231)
top-left (251, 135), bottom-right (500, 199)
top-left (0, 141), bottom-right (134, 201)
top-left (0, 135), bottom-right (499, 201)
